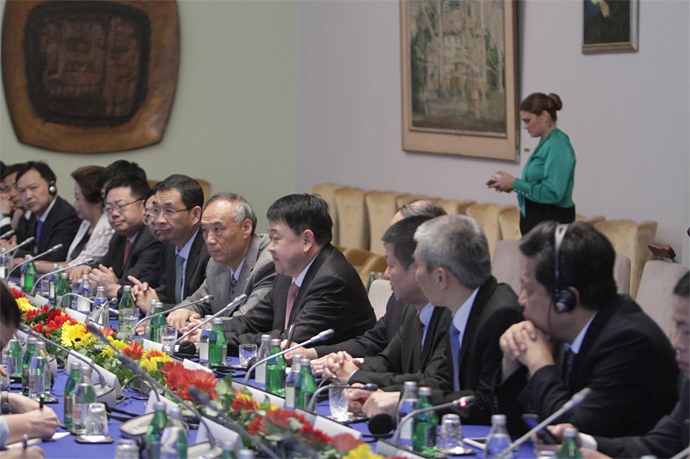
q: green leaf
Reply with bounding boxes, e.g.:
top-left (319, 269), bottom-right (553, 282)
top-left (216, 374), bottom-right (233, 396)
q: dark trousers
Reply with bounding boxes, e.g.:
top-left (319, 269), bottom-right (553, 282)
top-left (520, 199), bottom-right (576, 236)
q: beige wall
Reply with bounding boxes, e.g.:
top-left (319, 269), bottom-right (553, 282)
top-left (0, 0), bottom-right (300, 233)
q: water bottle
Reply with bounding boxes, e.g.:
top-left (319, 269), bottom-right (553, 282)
top-left (208, 318), bottom-right (228, 366)
top-left (219, 440), bottom-right (235, 459)
top-left (118, 285), bottom-right (136, 322)
top-left (558, 427), bottom-right (583, 459)
top-left (265, 339), bottom-right (286, 396)
top-left (22, 255), bottom-right (37, 293)
top-left (146, 401), bottom-right (168, 459)
top-left (21, 337), bottom-right (37, 396)
top-left (63, 362), bottom-right (82, 432)
top-left (284, 354), bottom-right (303, 410)
top-left (56, 273), bottom-right (70, 308)
top-left (198, 315), bottom-right (213, 364)
top-left (76, 275), bottom-right (93, 313)
top-left (411, 386), bottom-right (438, 456)
top-left (47, 264), bottom-right (59, 305)
top-left (485, 414), bottom-right (511, 459)
top-left (144, 299), bottom-right (158, 339)
top-left (39, 265), bottom-right (54, 296)
top-left (72, 366), bottom-right (96, 434)
top-left (238, 450), bottom-right (255, 459)
top-left (298, 358), bottom-right (316, 409)
top-left (91, 286), bottom-right (109, 325)
top-left (398, 381), bottom-right (419, 447)
top-left (3, 339), bottom-right (21, 378)
top-left (0, 248), bottom-right (8, 279)
top-left (255, 334), bottom-right (271, 385)
top-left (367, 271), bottom-right (376, 291)
top-left (160, 405), bottom-right (188, 459)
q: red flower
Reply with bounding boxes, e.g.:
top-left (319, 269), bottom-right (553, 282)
top-left (24, 309), bottom-right (40, 322)
top-left (329, 433), bottom-right (364, 451)
top-left (122, 341), bottom-right (144, 360)
top-left (162, 362), bottom-right (186, 389)
top-left (31, 323), bottom-right (45, 335)
top-left (231, 395), bottom-right (260, 413)
top-left (265, 408), bottom-right (306, 431)
top-left (102, 327), bottom-right (116, 338)
top-left (300, 422), bottom-right (331, 447)
top-left (247, 417), bottom-right (265, 435)
top-left (145, 350), bottom-right (166, 359)
top-left (46, 314), bottom-right (71, 332)
top-left (162, 363), bottom-right (218, 402)
top-left (11, 288), bottom-right (26, 299)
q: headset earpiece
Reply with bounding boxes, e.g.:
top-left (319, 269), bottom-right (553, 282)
top-left (48, 182), bottom-right (57, 196)
top-left (552, 224), bottom-right (576, 314)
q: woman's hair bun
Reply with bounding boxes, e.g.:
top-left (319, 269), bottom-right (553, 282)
top-left (548, 93), bottom-right (563, 111)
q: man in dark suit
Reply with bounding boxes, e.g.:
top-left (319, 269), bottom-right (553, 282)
top-left (88, 175), bottom-right (163, 298)
top-left (223, 194), bottom-right (376, 355)
top-left (496, 221), bottom-right (678, 437)
top-left (167, 193), bottom-right (276, 336)
top-left (128, 175), bottom-right (210, 311)
top-left (12, 162), bottom-right (81, 262)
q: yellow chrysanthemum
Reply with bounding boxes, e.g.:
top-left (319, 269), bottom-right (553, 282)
top-left (100, 337), bottom-right (128, 358)
top-left (343, 444), bottom-right (383, 459)
top-left (75, 333), bottom-right (97, 349)
top-left (61, 323), bottom-right (88, 348)
top-left (16, 298), bottom-right (35, 313)
top-left (140, 355), bottom-right (173, 374)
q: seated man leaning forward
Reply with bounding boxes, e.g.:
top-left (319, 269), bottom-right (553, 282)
top-left (496, 221), bottom-right (678, 437)
top-left (166, 193), bottom-right (277, 337)
top-left (222, 193), bottom-right (377, 355)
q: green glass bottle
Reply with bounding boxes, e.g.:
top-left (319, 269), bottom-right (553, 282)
top-left (558, 427), bottom-right (583, 459)
top-left (219, 440), bottom-right (236, 459)
top-left (56, 273), bottom-right (71, 308)
top-left (366, 271), bottom-right (376, 291)
top-left (208, 318), bottom-right (228, 366)
top-left (265, 339), bottom-right (286, 396)
top-left (146, 401), bottom-right (168, 459)
top-left (412, 386), bottom-right (438, 456)
top-left (148, 303), bottom-right (166, 342)
top-left (118, 285), bottom-right (136, 322)
top-left (23, 256), bottom-right (37, 293)
top-left (298, 358), bottom-right (316, 409)
top-left (21, 337), bottom-right (37, 396)
top-left (161, 405), bottom-right (187, 459)
top-left (72, 366), bottom-right (96, 434)
top-left (63, 362), bottom-right (82, 432)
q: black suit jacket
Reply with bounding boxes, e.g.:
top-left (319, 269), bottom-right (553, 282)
top-left (224, 244), bottom-right (376, 355)
top-left (595, 376), bottom-right (689, 458)
top-left (155, 230), bottom-right (209, 308)
top-left (17, 196), bottom-right (81, 262)
top-left (313, 294), bottom-right (410, 358)
top-left (100, 226), bottom-right (163, 289)
top-left (496, 295), bottom-right (679, 437)
top-left (427, 277), bottom-right (522, 425)
top-left (349, 305), bottom-right (452, 390)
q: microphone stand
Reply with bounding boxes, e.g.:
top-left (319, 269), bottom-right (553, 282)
top-left (61, 294), bottom-right (119, 319)
top-left (188, 387), bottom-right (280, 459)
top-left (3, 237), bottom-right (35, 259)
top-left (135, 294), bottom-right (214, 331)
top-left (30, 258), bottom-right (94, 295)
top-left (391, 396), bottom-right (476, 445)
top-left (6, 243), bottom-right (63, 279)
top-left (305, 383), bottom-right (377, 413)
top-left (498, 388), bottom-right (592, 459)
top-left (0, 229), bottom-right (15, 239)
top-left (175, 294), bottom-right (247, 344)
top-left (243, 329), bottom-right (335, 384)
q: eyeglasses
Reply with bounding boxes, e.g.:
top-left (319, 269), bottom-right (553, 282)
top-left (104, 199), bottom-right (143, 214)
top-left (145, 207), bottom-right (192, 220)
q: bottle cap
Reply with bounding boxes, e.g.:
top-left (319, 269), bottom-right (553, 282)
top-left (270, 338), bottom-right (281, 346)
top-left (403, 381), bottom-right (418, 390)
top-left (212, 318), bottom-right (223, 325)
top-left (35, 341), bottom-right (46, 350)
top-left (79, 365), bottom-right (91, 375)
top-left (27, 337), bottom-right (38, 345)
top-left (123, 285), bottom-right (132, 292)
top-left (52, 264), bottom-right (59, 270)
top-left (168, 405), bottom-right (181, 417)
top-left (418, 386), bottom-right (432, 396)
top-left (564, 427), bottom-right (578, 438)
top-left (291, 354), bottom-right (303, 363)
top-left (261, 334), bottom-right (271, 341)
top-left (153, 401), bottom-right (166, 411)
top-left (81, 275), bottom-right (89, 281)
top-left (491, 414), bottom-right (507, 426)
top-left (61, 273), bottom-right (68, 278)
top-left (300, 358), bottom-right (311, 366)
top-left (25, 255), bottom-right (31, 260)
top-left (97, 286), bottom-right (105, 292)
top-left (70, 361), bottom-right (82, 371)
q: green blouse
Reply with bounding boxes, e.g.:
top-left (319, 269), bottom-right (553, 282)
top-left (513, 128), bottom-right (576, 216)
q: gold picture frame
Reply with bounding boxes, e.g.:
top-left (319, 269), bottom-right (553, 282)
top-left (582, 0), bottom-right (639, 54)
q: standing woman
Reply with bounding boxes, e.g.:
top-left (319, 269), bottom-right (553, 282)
top-left (488, 93), bottom-right (576, 235)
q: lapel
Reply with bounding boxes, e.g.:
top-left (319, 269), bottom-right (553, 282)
top-left (110, 234), bottom-right (127, 277)
top-left (287, 244), bottom-right (334, 325)
top-left (35, 198), bottom-right (58, 253)
top-left (235, 233), bottom-right (263, 296)
top-left (420, 307), bottom-right (443, 364)
top-left (164, 243), bottom-right (177, 300)
top-left (183, 230), bottom-right (206, 296)
top-left (457, 276), bottom-right (497, 371)
top-left (123, 225), bottom-right (149, 271)
top-left (272, 275), bottom-right (292, 328)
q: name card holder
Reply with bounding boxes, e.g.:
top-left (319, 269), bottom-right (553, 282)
top-left (231, 381), bottom-right (285, 407)
top-left (376, 440), bottom-right (429, 458)
top-left (141, 339), bottom-right (163, 352)
top-left (294, 408), bottom-right (363, 440)
top-left (183, 358), bottom-right (214, 374)
top-left (196, 417), bottom-right (241, 451)
top-left (66, 353), bottom-right (122, 399)
top-left (64, 308), bottom-right (88, 323)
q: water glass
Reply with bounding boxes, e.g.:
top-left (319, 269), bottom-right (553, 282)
top-left (159, 326), bottom-right (177, 354)
top-left (120, 309), bottom-right (138, 339)
top-left (0, 365), bottom-right (9, 390)
top-left (238, 344), bottom-right (258, 367)
top-left (114, 439), bottom-right (139, 459)
top-left (328, 385), bottom-right (349, 422)
top-left (439, 414), bottom-right (464, 455)
top-left (85, 403), bottom-right (108, 436)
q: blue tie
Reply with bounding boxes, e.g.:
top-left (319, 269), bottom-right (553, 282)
top-left (450, 324), bottom-right (461, 391)
top-left (174, 255), bottom-right (185, 303)
top-left (36, 220), bottom-right (43, 246)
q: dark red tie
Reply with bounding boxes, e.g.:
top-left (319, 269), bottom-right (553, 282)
top-left (123, 240), bottom-right (133, 264)
top-left (284, 283), bottom-right (299, 328)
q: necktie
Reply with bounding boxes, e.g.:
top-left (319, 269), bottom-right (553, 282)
top-left (450, 324), bottom-right (462, 391)
top-left (411, 315), bottom-right (424, 372)
top-left (229, 275), bottom-right (237, 297)
top-left (35, 220), bottom-right (43, 246)
top-left (564, 348), bottom-right (576, 387)
top-left (123, 240), bottom-right (133, 264)
top-left (174, 255), bottom-right (185, 303)
top-left (284, 282), bottom-right (299, 329)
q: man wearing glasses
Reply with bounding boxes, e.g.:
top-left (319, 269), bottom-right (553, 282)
top-left (88, 174), bottom-right (163, 298)
top-left (128, 175), bottom-right (210, 312)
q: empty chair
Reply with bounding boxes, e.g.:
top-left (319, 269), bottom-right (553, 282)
top-left (576, 214), bottom-right (606, 225)
top-left (195, 178), bottom-right (212, 202)
top-left (365, 191), bottom-right (399, 256)
top-left (595, 219), bottom-right (658, 298)
top-left (613, 254), bottom-right (631, 295)
top-left (310, 183), bottom-right (344, 246)
top-left (368, 279), bottom-right (393, 320)
top-left (636, 261), bottom-right (689, 339)
top-left (342, 247), bottom-right (387, 286)
top-left (498, 207), bottom-right (522, 241)
top-left (492, 239), bottom-right (523, 295)
top-left (334, 187), bottom-right (368, 250)
top-left (466, 203), bottom-right (517, 258)
top-left (439, 199), bottom-right (476, 215)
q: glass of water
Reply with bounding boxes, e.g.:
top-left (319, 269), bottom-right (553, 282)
top-left (114, 439), bottom-right (139, 459)
top-left (238, 344), bottom-right (258, 367)
top-left (159, 326), bottom-right (177, 354)
top-left (85, 403), bottom-right (109, 436)
top-left (120, 309), bottom-right (138, 339)
top-left (0, 365), bottom-right (9, 390)
top-left (328, 384), bottom-right (349, 422)
top-left (439, 414), bottom-right (466, 455)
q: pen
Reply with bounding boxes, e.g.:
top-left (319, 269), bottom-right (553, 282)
top-left (39, 394), bottom-right (45, 410)
top-left (21, 434), bottom-right (27, 450)
top-left (286, 324), bottom-right (296, 347)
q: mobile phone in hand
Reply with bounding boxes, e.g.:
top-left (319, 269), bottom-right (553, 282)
top-left (522, 414), bottom-right (559, 445)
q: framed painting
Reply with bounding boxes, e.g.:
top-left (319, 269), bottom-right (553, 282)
top-left (583, 0), bottom-right (639, 54)
top-left (400, 0), bottom-right (519, 161)
top-left (2, 0), bottom-right (179, 153)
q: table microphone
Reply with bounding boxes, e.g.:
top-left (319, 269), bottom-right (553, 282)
top-left (369, 413), bottom-right (395, 436)
top-left (243, 329), bottom-right (335, 384)
top-left (498, 387), bottom-right (592, 459)
top-left (391, 395), bottom-right (476, 445)
top-left (175, 294), bottom-right (247, 343)
top-left (3, 237), bottom-right (35, 258)
top-left (30, 258), bottom-right (94, 295)
top-left (0, 229), bottom-right (15, 239)
top-left (6, 243), bottom-right (62, 278)
top-left (305, 383), bottom-right (377, 412)
top-left (135, 294), bottom-right (214, 331)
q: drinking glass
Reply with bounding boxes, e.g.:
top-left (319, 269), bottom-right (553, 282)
top-left (159, 326), bottom-right (177, 354)
top-left (85, 403), bottom-right (108, 436)
top-left (328, 385), bottom-right (349, 422)
top-left (0, 365), bottom-right (9, 390)
top-left (439, 414), bottom-right (465, 455)
top-left (120, 309), bottom-right (138, 340)
top-left (238, 344), bottom-right (258, 367)
top-left (114, 439), bottom-right (139, 459)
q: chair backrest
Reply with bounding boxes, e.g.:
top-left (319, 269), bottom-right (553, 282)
top-left (439, 199), bottom-right (476, 215)
top-left (492, 239), bottom-right (523, 295)
top-left (396, 193), bottom-right (441, 209)
top-left (613, 254), bottom-right (631, 295)
top-left (309, 183), bottom-right (344, 245)
top-left (334, 187), bottom-right (368, 250)
top-left (343, 247), bottom-right (388, 286)
top-left (636, 260), bottom-right (689, 339)
top-left (498, 207), bottom-right (521, 241)
top-left (466, 203), bottom-right (517, 259)
top-left (368, 279), bottom-right (393, 320)
top-left (576, 214), bottom-right (606, 225)
top-left (365, 191), bottom-right (399, 256)
top-left (194, 178), bottom-right (212, 203)
top-left (594, 219), bottom-right (658, 298)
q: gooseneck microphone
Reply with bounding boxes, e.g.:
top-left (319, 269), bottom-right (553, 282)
top-left (305, 383), bottom-right (377, 412)
top-left (0, 229), bottom-right (15, 239)
top-left (175, 294), bottom-right (248, 343)
top-left (6, 243), bottom-right (62, 278)
top-left (135, 294), bottom-right (214, 331)
top-left (243, 329), bottom-right (335, 384)
top-left (391, 395), bottom-right (476, 445)
top-left (3, 237), bottom-right (35, 258)
top-left (498, 388), bottom-right (592, 459)
top-left (30, 258), bottom-right (94, 295)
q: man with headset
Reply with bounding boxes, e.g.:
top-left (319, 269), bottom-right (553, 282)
top-left (495, 221), bottom-right (678, 437)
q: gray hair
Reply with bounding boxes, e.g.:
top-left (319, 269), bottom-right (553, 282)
top-left (414, 215), bottom-right (491, 289)
top-left (400, 199), bottom-right (447, 219)
top-left (206, 192), bottom-right (258, 233)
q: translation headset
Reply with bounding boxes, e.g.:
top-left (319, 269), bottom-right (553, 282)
top-left (552, 223), bottom-right (577, 314)
top-left (48, 181), bottom-right (57, 196)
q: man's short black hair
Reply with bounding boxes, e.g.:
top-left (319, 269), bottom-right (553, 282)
top-left (1, 163), bottom-right (23, 182)
top-left (145, 181), bottom-right (162, 201)
top-left (267, 194), bottom-right (332, 246)
top-left (98, 160), bottom-right (147, 191)
top-left (382, 215), bottom-right (434, 270)
top-left (16, 161), bottom-right (56, 185)
top-left (520, 221), bottom-right (618, 310)
top-left (104, 174), bottom-right (150, 202)
top-left (674, 272), bottom-right (689, 298)
top-left (1, 281), bottom-right (21, 329)
top-left (156, 175), bottom-right (204, 210)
